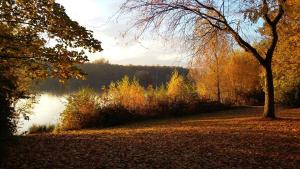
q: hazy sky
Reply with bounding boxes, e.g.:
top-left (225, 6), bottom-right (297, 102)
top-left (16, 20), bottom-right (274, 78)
top-left (56, 0), bottom-right (189, 66)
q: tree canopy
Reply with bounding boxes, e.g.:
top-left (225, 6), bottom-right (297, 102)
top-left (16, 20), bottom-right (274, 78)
top-left (0, 0), bottom-right (102, 137)
top-left (265, 0), bottom-right (300, 106)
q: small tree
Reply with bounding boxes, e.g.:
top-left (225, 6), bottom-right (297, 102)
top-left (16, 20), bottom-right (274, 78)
top-left (59, 88), bottom-right (101, 130)
top-left (191, 30), bottom-right (231, 103)
top-left (104, 76), bottom-right (147, 111)
top-left (121, 0), bottom-right (287, 118)
top-left (167, 71), bottom-right (194, 102)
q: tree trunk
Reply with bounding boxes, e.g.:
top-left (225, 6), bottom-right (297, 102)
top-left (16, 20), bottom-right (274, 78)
top-left (263, 63), bottom-right (275, 118)
top-left (217, 77), bottom-right (221, 103)
top-left (215, 55), bottom-right (221, 103)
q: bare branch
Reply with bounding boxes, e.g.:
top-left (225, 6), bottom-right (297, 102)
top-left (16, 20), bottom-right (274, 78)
top-left (120, 0), bottom-right (286, 66)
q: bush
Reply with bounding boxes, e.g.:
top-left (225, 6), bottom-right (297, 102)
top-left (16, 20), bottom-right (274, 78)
top-left (167, 71), bottom-right (196, 103)
top-left (276, 87), bottom-right (300, 107)
top-left (28, 124), bottom-right (55, 134)
top-left (103, 76), bottom-right (147, 112)
top-left (58, 87), bottom-right (141, 130)
top-left (58, 88), bottom-right (101, 130)
top-left (58, 71), bottom-right (230, 131)
top-left (97, 104), bottom-right (136, 127)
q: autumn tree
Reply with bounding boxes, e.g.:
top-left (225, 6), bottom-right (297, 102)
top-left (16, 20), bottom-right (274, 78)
top-left (191, 30), bottom-right (231, 103)
top-left (222, 51), bottom-right (262, 104)
top-left (121, 0), bottom-right (287, 118)
top-left (167, 71), bottom-right (195, 102)
top-left (260, 0), bottom-right (300, 106)
top-left (190, 49), bottom-right (262, 105)
top-left (0, 0), bottom-right (102, 137)
top-left (103, 76), bottom-right (147, 111)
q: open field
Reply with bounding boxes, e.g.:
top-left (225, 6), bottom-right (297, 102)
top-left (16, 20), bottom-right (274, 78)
top-left (2, 107), bottom-right (300, 169)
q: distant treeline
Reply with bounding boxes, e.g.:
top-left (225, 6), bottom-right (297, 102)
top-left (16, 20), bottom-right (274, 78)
top-left (32, 63), bottom-right (188, 94)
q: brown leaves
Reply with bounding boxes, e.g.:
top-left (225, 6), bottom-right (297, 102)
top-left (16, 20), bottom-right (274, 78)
top-left (2, 107), bottom-right (300, 169)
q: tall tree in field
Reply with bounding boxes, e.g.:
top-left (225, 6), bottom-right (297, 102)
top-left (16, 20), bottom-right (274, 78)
top-left (121, 0), bottom-right (287, 118)
top-left (0, 0), bottom-right (102, 137)
top-left (260, 0), bottom-right (300, 106)
top-left (191, 30), bottom-right (231, 103)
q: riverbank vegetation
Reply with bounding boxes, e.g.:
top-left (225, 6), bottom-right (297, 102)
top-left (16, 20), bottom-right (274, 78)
top-left (56, 71), bottom-right (229, 131)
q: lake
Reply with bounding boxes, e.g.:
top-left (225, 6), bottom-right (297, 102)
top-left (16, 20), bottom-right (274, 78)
top-left (17, 94), bottom-right (67, 134)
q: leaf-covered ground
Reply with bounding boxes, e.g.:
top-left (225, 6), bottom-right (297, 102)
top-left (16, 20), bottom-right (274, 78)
top-left (2, 107), bottom-right (300, 169)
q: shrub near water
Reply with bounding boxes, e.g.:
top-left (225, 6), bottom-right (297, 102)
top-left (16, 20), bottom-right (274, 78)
top-left (58, 71), bottom-right (228, 130)
top-left (58, 88), bottom-right (101, 130)
top-left (58, 86), bottom-right (137, 130)
top-left (102, 76), bottom-right (147, 112)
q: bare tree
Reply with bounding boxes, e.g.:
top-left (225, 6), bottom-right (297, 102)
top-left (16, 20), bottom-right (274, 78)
top-left (121, 0), bottom-right (286, 118)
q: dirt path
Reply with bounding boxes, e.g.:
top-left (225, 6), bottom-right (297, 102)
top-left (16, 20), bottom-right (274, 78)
top-left (2, 107), bottom-right (300, 169)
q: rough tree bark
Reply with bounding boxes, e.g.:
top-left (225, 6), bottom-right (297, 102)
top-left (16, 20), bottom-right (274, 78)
top-left (263, 62), bottom-right (275, 118)
top-left (215, 55), bottom-right (221, 103)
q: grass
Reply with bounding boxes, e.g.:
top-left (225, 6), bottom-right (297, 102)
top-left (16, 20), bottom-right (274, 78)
top-left (2, 107), bottom-right (300, 168)
top-left (28, 124), bottom-right (55, 134)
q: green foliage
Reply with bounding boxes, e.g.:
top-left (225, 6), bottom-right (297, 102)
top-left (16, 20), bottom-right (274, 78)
top-left (28, 124), bottom-right (55, 134)
top-left (0, 0), bottom-right (102, 136)
top-left (58, 87), bottom-right (137, 130)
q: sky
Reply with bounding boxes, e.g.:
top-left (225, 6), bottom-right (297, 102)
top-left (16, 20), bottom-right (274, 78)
top-left (56, 0), bottom-right (189, 66)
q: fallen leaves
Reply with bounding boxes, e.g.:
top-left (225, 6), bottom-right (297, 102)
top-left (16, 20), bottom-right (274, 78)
top-left (1, 107), bottom-right (300, 169)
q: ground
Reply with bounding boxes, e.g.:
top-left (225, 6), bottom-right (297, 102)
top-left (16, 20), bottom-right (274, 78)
top-left (2, 107), bottom-right (300, 169)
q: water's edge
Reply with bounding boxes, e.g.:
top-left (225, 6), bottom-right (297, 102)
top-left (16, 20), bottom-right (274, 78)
top-left (17, 93), bottom-right (67, 134)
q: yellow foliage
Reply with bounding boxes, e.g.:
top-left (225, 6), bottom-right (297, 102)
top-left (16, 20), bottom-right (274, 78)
top-left (272, 2), bottom-right (300, 105)
top-left (59, 88), bottom-right (101, 130)
top-left (104, 76), bottom-right (147, 111)
top-left (191, 50), bottom-right (262, 104)
top-left (222, 52), bottom-right (261, 103)
top-left (167, 71), bottom-right (194, 102)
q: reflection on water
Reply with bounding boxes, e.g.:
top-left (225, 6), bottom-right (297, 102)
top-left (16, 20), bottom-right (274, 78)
top-left (18, 94), bottom-right (67, 134)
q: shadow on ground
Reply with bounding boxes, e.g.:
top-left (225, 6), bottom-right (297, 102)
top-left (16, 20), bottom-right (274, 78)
top-left (1, 107), bottom-right (300, 169)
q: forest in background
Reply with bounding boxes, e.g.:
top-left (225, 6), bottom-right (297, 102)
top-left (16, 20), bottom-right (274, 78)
top-left (32, 62), bottom-right (188, 94)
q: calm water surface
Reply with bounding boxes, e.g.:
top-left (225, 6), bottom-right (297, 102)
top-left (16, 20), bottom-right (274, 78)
top-left (17, 94), bottom-right (67, 134)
